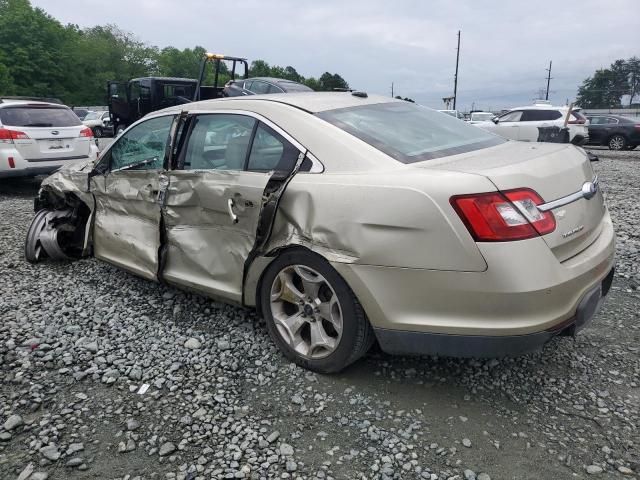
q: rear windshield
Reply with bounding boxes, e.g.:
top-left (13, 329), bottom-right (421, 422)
top-left (317, 102), bottom-right (504, 163)
top-left (0, 106), bottom-right (82, 127)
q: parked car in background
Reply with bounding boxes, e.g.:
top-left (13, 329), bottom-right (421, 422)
top-left (72, 107), bottom-right (90, 120)
top-left (224, 77), bottom-right (313, 96)
top-left (476, 102), bottom-right (589, 144)
top-left (469, 112), bottom-right (495, 123)
top-left (585, 114), bottom-right (640, 150)
top-left (438, 109), bottom-right (465, 120)
top-left (82, 110), bottom-right (113, 138)
top-left (25, 93), bottom-right (614, 373)
top-left (0, 99), bottom-right (99, 178)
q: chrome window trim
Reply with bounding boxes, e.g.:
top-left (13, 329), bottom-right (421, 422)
top-left (537, 175), bottom-right (599, 212)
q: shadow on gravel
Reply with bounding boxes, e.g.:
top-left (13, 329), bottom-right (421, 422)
top-left (0, 177), bottom-right (42, 198)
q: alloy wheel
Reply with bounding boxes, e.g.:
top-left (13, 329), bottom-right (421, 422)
top-left (609, 135), bottom-right (625, 150)
top-left (269, 265), bottom-right (343, 359)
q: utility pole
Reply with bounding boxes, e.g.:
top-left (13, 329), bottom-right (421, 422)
top-left (453, 30), bottom-right (461, 110)
top-left (391, 82), bottom-right (394, 98)
top-left (545, 60), bottom-right (553, 100)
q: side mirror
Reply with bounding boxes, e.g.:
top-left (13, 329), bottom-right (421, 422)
top-left (492, 118), bottom-right (499, 124)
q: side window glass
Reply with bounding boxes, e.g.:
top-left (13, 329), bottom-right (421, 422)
top-left (247, 123), bottom-right (300, 172)
top-left (267, 84), bottom-right (284, 94)
top-left (109, 115), bottom-right (174, 171)
top-left (498, 111), bottom-right (522, 123)
top-left (250, 81), bottom-right (270, 94)
top-left (182, 114), bottom-right (255, 170)
top-left (130, 82), bottom-right (141, 102)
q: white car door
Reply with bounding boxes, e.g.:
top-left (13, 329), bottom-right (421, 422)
top-left (517, 109), bottom-right (564, 142)
top-left (483, 110), bottom-right (523, 140)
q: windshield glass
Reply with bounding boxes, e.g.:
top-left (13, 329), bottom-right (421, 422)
top-left (83, 111), bottom-right (100, 120)
top-left (471, 112), bottom-right (495, 121)
top-left (317, 102), bottom-right (504, 163)
top-left (0, 106), bottom-right (82, 127)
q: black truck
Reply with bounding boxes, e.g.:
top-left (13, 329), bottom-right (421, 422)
top-left (107, 54), bottom-right (248, 134)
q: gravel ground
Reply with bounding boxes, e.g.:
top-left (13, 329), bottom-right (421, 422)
top-left (0, 149), bottom-right (638, 480)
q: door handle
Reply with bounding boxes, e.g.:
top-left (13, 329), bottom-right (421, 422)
top-left (227, 198), bottom-right (238, 224)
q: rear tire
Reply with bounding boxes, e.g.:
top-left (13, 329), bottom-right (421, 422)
top-left (93, 126), bottom-right (103, 138)
top-left (260, 249), bottom-right (374, 373)
top-left (608, 134), bottom-right (627, 150)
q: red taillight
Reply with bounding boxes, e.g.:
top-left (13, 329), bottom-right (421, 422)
top-left (79, 127), bottom-right (93, 138)
top-left (8, 156), bottom-right (15, 168)
top-left (0, 127), bottom-right (31, 141)
top-left (450, 188), bottom-right (556, 242)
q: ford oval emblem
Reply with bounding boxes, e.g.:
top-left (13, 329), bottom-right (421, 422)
top-left (51, 130), bottom-right (59, 135)
top-left (581, 180), bottom-right (598, 200)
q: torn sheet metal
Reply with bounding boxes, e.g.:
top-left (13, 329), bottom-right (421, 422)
top-left (90, 170), bottom-right (162, 281)
top-left (162, 169), bottom-right (271, 303)
top-left (40, 159), bottom-right (95, 207)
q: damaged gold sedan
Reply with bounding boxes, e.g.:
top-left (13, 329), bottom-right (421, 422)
top-left (25, 93), bottom-right (615, 373)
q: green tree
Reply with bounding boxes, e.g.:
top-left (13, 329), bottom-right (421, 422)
top-left (318, 72), bottom-right (349, 91)
top-left (576, 57), bottom-right (640, 108)
top-left (249, 60), bottom-right (271, 77)
top-left (0, 51), bottom-right (15, 94)
top-left (0, 0), bottom-right (78, 100)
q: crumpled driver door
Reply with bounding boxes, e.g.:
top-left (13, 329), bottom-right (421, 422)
top-left (90, 114), bottom-right (175, 280)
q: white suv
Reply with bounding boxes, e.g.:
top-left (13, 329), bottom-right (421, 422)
top-left (0, 99), bottom-right (99, 179)
top-left (476, 102), bottom-right (589, 145)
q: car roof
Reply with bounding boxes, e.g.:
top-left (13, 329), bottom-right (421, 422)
top-left (508, 105), bottom-right (568, 111)
top-left (0, 99), bottom-right (68, 109)
top-left (178, 92), bottom-right (398, 114)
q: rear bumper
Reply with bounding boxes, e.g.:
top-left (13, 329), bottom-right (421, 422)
top-left (0, 149), bottom-right (94, 178)
top-left (333, 211), bottom-right (615, 357)
top-left (373, 267), bottom-right (613, 357)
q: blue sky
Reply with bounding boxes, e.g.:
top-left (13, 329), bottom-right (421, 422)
top-left (33, 0), bottom-right (640, 110)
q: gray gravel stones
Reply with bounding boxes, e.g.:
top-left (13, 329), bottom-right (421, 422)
top-left (3, 414), bottom-right (22, 431)
top-left (39, 445), bottom-right (60, 461)
top-left (586, 464), bottom-right (604, 474)
top-left (0, 151), bottom-right (639, 479)
top-left (159, 442), bottom-right (176, 457)
top-left (280, 443), bottom-right (294, 456)
top-left (183, 337), bottom-right (202, 349)
top-left (126, 418), bottom-right (140, 431)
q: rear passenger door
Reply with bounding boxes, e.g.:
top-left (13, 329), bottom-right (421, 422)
top-left (162, 112), bottom-right (303, 302)
top-left (518, 109), bottom-right (563, 142)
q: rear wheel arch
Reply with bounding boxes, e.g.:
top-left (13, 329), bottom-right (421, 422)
top-left (256, 245), bottom-right (374, 373)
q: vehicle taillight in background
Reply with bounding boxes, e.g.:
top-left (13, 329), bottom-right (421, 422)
top-left (450, 188), bottom-right (556, 242)
top-left (0, 128), bottom-right (31, 142)
top-left (568, 112), bottom-right (587, 125)
top-left (79, 127), bottom-right (93, 138)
